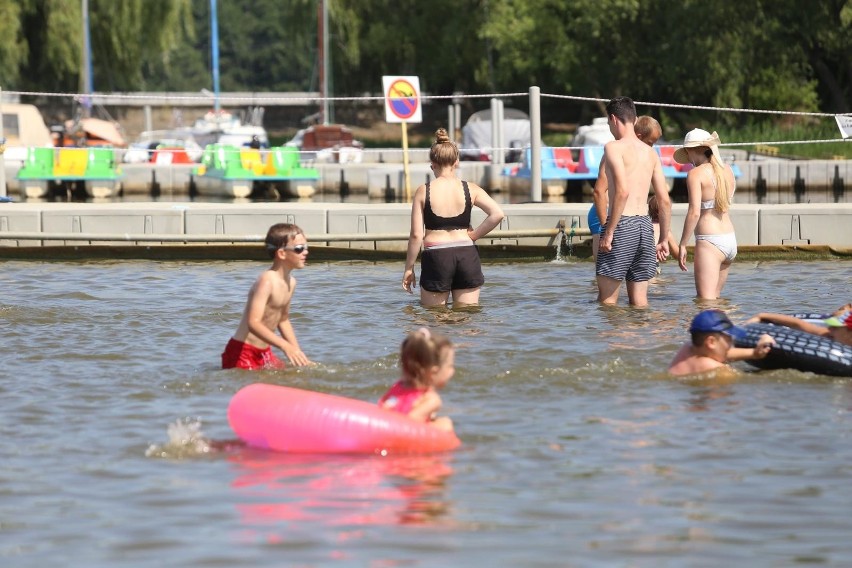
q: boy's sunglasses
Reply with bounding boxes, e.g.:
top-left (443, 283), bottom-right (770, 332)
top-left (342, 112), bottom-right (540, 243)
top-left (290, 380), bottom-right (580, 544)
top-left (281, 244), bottom-right (309, 254)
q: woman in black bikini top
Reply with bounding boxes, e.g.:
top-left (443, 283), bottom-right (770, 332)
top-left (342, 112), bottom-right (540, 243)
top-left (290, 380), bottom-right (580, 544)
top-left (402, 128), bottom-right (505, 307)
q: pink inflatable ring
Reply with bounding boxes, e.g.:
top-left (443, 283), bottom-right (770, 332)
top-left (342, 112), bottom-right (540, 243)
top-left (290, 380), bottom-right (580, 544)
top-left (228, 383), bottom-right (461, 454)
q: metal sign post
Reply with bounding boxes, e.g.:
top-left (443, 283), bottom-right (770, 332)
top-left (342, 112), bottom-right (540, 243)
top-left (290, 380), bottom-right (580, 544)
top-left (382, 76), bottom-right (422, 201)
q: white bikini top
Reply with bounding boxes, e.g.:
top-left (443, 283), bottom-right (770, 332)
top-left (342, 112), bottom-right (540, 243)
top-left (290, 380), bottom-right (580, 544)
top-left (700, 167), bottom-right (734, 210)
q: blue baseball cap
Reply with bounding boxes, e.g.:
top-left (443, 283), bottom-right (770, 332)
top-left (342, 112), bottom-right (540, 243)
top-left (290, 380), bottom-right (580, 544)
top-left (689, 309), bottom-right (746, 340)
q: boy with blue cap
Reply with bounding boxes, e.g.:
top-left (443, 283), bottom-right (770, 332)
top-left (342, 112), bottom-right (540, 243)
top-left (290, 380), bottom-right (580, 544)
top-left (668, 309), bottom-right (775, 376)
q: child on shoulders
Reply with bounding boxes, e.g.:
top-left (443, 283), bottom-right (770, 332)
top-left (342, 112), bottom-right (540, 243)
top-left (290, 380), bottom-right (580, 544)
top-left (379, 327), bottom-right (455, 432)
top-left (668, 309), bottom-right (775, 377)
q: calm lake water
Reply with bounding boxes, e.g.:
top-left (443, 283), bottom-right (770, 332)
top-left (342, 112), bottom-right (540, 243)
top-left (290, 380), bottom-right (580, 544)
top-left (2, 257), bottom-right (851, 567)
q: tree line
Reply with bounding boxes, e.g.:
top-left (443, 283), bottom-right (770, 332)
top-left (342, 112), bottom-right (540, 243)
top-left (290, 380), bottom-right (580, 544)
top-left (0, 0), bottom-right (848, 130)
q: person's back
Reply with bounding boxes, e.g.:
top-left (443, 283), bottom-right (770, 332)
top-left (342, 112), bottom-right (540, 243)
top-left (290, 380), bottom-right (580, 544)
top-left (403, 128), bottom-right (504, 307)
top-left (668, 343), bottom-right (730, 376)
top-left (674, 128), bottom-right (738, 299)
top-left (693, 161), bottom-right (736, 235)
top-left (423, 175), bottom-right (472, 244)
top-left (604, 137), bottom-right (659, 217)
top-left (596, 97), bottom-right (671, 307)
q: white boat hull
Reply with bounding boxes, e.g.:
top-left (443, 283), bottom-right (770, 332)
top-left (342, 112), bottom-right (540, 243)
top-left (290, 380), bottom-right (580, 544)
top-left (194, 175), bottom-right (316, 199)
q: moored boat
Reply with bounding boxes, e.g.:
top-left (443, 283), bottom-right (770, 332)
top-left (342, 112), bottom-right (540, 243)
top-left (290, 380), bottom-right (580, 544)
top-left (194, 144), bottom-right (319, 199)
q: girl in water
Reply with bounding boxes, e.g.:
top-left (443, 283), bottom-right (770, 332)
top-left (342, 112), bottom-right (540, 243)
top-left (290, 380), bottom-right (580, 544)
top-left (378, 328), bottom-right (455, 432)
top-left (674, 128), bottom-right (738, 299)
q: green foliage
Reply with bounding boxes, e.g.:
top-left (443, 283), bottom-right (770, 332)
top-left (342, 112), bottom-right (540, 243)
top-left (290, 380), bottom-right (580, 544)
top-left (0, 0), bottom-right (848, 136)
top-left (215, 0), bottom-right (319, 91)
top-left (1, 0), bottom-right (193, 92)
top-left (89, 0), bottom-right (194, 90)
top-left (726, 119), bottom-right (852, 160)
top-left (17, 0), bottom-right (81, 91)
top-left (0, 1), bottom-right (27, 86)
top-left (332, 0), bottom-right (489, 96)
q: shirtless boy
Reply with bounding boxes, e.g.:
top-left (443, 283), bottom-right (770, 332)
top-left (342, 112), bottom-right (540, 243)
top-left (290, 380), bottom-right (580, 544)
top-left (668, 309), bottom-right (775, 377)
top-left (221, 223), bottom-right (313, 370)
top-left (596, 97), bottom-right (671, 306)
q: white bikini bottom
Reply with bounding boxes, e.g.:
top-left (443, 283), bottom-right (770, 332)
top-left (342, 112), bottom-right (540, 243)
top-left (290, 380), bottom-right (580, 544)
top-left (695, 232), bottom-right (737, 262)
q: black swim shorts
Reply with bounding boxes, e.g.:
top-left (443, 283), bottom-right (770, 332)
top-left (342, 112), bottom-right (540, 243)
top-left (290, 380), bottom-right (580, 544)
top-left (420, 243), bottom-right (485, 293)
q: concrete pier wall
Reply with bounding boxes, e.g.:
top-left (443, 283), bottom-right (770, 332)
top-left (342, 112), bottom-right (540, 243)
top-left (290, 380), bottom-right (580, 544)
top-left (1, 202), bottom-right (850, 250)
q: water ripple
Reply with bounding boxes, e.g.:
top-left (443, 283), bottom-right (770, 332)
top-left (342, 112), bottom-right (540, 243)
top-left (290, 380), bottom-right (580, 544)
top-left (0, 259), bottom-right (851, 566)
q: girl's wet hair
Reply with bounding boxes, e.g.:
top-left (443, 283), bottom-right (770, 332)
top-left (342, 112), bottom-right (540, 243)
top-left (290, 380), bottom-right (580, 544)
top-left (400, 327), bottom-right (453, 389)
top-left (264, 223), bottom-right (304, 257)
top-left (429, 128), bottom-right (459, 167)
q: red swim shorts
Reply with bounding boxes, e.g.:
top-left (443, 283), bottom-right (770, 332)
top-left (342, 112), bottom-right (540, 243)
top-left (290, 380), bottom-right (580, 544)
top-left (221, 338), bottom-right (286, 370)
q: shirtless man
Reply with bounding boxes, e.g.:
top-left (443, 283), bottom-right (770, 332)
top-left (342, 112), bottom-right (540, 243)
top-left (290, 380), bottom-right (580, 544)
top-left (591, 115), bottom-right (663, 260)
top-left (596, 97), bottom-right (671, 306)
top-left (221, 223), bottom-right (313, 370)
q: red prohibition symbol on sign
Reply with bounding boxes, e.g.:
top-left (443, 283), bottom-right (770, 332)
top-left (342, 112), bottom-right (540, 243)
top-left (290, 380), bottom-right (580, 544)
top-left (387, 79), bottom-right (419, 120)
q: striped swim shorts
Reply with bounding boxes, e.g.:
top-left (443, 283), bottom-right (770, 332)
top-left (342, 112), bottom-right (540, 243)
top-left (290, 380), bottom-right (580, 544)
top-left (595, 215), bottom-right (658, 283)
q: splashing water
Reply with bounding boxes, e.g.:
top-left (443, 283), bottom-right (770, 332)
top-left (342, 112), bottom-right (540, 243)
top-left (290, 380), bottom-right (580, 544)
top-left (145, 418), bottom-right (213, 459)
top-left (565, 219), bottom-right (577, 258)
top-left (552, 219), bottom-right (578, 263)
top-left (553, 228), bottom-right (566, 262)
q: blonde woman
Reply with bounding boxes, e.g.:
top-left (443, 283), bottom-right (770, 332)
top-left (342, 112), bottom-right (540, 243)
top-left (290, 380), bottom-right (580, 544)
top-left (674, 129), bottom-right (737, 299)
top-left (402, 128), bottom-right (505, 307)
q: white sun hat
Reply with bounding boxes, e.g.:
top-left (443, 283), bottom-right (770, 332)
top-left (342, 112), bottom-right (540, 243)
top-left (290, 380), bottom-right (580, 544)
top-left (673, 128), bottom-right (722, 164)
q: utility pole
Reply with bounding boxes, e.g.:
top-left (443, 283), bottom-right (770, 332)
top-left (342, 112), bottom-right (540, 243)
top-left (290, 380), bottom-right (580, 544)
top-left (318, 0), bottom-right (331, 124)
top-left (210, 0), bottom-right (221, 115)
top-left (81, 0), bottom-right (93, 117)
top-left (0, 86), bottom-right (6, 198)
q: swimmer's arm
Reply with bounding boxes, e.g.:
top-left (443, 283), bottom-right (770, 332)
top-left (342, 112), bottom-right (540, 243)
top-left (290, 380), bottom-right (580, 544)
top-left (600, 143), bottom-right (628, 250)
top-left (745, 313), bottom-right (829, 336)
top-left (726, 334), bottom-right (776, 361)
top-left (403, 186), bottom-right (426, 292)
top-left (592, 156), bottom-right (608, 226)
top-left (469, 183), bottom-right (505, 241)
top-left (408, 390), bottom-right (442, 423)
top-left (277, 316), bottom-right (312, 366)
top-left (678, 169), bottom-right (702, 270)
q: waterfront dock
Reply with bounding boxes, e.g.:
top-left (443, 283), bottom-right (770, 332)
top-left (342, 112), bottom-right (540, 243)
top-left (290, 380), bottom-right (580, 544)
top-left (0, 201), bottom-right (850, 260)
top-left (3, 153), bottom-right (850, 202)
